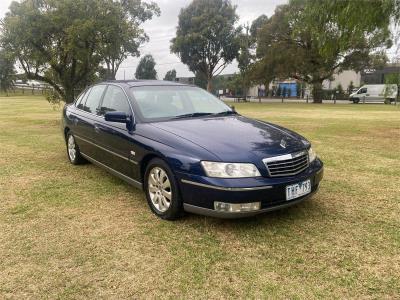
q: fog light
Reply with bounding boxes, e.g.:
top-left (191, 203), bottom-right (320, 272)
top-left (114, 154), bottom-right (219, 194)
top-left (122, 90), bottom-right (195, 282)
top-left (214, 201), bottom-right (261, 212)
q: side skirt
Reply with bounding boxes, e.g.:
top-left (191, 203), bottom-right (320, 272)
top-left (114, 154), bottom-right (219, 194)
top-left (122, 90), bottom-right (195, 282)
top-left (81, 152), bottom-right (143, 190)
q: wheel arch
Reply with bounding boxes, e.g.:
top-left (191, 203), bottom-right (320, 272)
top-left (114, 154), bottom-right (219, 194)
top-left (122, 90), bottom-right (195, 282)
top-left (64, 127), bottom-right (70, 141)
top-left (140, 153), bottom-right (163, 183)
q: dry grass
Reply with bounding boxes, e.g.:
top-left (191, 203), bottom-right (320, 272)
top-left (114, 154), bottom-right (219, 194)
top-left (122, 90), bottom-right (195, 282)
top-left (0, 96), bottom-right (399, 299)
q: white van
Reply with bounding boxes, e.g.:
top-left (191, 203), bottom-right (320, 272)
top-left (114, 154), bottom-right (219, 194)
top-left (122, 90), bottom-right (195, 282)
top-left (349, 84), bottom-right (398, 103)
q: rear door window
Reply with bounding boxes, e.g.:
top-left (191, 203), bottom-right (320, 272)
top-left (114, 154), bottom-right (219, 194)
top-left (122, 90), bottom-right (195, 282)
top-left (83, 85), bottom-right (106, 114)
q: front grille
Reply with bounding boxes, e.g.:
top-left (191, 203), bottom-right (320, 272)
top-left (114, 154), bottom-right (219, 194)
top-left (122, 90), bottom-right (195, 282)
top-left (263, 151), bottom-right (309, 177)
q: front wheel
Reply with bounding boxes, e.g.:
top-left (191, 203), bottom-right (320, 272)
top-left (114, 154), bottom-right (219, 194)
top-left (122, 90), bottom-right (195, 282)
top-left (352, 98), bottom-right (360, 104)
top-left (144, 158), bottom-right (183, 220)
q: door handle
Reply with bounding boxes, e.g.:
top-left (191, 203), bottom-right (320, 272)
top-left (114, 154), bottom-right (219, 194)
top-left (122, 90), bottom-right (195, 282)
top-left (366, 94), bottom-right (370, 96)
top-left (94, 125), bottom-right (101, 133)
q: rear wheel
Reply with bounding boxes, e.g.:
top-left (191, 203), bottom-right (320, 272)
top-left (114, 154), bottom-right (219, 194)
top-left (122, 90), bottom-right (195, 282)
top-left (144, 158), bottom-right (183, 220)
top-left (66, 133), bottom-right (86, 165)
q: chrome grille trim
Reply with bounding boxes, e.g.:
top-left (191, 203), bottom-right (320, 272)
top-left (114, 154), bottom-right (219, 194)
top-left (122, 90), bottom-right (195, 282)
top-left (263, 150), bottom-right (309, 177)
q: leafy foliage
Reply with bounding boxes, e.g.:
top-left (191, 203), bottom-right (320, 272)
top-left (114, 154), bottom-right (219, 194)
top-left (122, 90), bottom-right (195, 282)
top-left (226, 73), bottom-right (245, 96)
top-left (0, 0), bottom-right (159, 103)
top-left (98, 0), bottom-right (160, 80)
top-left (163, 69), bottom-right (177, 81)
top-left (250, 14), bottom-right (268, 39)
top-left (135, 54), bottom-right (157, 79)
top-left (171, 0), bottom-right (240, 91)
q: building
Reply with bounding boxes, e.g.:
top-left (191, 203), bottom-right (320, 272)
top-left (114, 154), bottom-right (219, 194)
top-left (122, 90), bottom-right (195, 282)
top-left (360, 63), bottom-right (400, 84)
top-left (247, 70), bottom-right (361, 98)
top-left (322, 70), bottom-right (361, 90)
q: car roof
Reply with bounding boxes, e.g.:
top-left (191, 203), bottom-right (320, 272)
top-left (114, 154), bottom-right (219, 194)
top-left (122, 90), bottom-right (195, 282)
top-left (104, 80), bottom-right (189, 87)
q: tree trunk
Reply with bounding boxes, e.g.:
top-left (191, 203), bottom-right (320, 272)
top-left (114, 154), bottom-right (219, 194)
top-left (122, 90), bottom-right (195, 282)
top-left (207, 75), bottom-right (213, 92)
top-left (64, 87), bottom-right (75, 104)
top-left (312, 81), bottom-right (324, 103)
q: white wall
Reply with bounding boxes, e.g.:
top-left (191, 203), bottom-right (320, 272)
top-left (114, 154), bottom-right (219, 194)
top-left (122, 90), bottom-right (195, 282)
top-left (323, 70), bottom-right (361, 90)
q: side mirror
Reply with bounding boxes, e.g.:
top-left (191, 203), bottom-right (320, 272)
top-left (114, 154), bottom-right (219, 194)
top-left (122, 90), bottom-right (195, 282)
top-left (104, 111), bottom-right (135, 132)
top-left (230, 105), bottom-right (236, 112)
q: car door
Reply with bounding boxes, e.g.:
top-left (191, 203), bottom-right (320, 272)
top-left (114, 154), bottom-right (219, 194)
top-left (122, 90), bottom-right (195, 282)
top-left (94, 85), bottom-right (141, 180)
top-left (67, 88), bottom-right (89, 133)
top-left (73, 84), bottom-right (107, 159)
top-left (358, 87), bottom-right (368, 102)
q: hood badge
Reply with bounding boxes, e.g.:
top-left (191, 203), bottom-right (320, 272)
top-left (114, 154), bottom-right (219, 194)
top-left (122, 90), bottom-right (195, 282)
top-left (280, 139), bottom-right (287, 149)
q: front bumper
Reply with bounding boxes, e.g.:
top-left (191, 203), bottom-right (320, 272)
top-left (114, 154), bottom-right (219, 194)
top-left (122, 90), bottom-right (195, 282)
top-left (177, 159), bottom-right (324, 218)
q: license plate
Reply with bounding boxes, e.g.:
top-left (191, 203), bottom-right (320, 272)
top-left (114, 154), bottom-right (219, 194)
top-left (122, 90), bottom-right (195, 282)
top-left (286, 179), bottom-right (311, 201)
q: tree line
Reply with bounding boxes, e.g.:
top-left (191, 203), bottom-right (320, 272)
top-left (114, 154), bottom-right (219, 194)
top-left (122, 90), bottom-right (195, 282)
top-left (0, 0), bottom-right (399, 103)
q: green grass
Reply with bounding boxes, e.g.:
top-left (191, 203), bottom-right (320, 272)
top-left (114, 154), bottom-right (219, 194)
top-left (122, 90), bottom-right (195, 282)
top-left (0, 95), bottom-right (399, 299)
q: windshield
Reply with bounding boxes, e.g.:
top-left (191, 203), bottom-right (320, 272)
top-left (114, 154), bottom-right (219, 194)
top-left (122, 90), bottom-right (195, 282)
top-left (130, 85), bottom-right (233, 121)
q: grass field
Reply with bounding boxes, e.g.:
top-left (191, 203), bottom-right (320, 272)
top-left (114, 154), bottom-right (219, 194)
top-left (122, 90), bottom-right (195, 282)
top-left (0, 95), bottom-right (399, 299)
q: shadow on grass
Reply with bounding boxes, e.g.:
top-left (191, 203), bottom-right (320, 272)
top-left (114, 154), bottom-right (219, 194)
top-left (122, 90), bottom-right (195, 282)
top-left (176, 197), bottom-right (328, 235)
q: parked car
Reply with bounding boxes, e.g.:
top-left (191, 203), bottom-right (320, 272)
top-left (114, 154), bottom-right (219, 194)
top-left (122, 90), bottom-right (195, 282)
top-left (349, 84), bottom-right (398, 103)
top-left (62, 80), bottom-right (324, 219)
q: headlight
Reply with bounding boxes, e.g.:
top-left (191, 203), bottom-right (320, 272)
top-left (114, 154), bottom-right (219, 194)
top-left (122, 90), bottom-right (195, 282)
top-left (308, 147), bottom-right (317, 162)
top-left (201, 161), bottom-right (261, 178)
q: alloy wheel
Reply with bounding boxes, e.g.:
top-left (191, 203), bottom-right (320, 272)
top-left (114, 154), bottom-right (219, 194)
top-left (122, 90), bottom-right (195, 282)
top-left (67, 135), bottom-right (77, 162)
top-left (148, 166), bottom-right (172, 213)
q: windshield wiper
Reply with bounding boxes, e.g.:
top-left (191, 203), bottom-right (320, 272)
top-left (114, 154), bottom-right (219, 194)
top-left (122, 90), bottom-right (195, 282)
top-left (173, 112), bottom-right (213, 119)
top-left (212, 110), bottom-right (237, 116)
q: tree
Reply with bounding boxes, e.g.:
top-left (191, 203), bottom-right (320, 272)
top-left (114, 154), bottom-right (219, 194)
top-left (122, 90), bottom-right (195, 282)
top-left (226, 73), bottom-right (243, 97)
top-left (254, 1), bottom-right (392, 103)
top-left (0, 49), bottom-right (15, 94)
top-left (194, 72), bottom-right (207, 90)
top-left (236, 15), bottom-right (269, 99)
top-left (0, 0), bottom-right (158, 103)
top-left (236, 25), bottom-right (252, 98)
top-left (163, 69), bottom-right (177, 81)
top-left (244, 15), bottom-right (270, 91)
top-left (98, 0), bottom-right (160, 80)
top-left (250, 14), bottom-right (268, 39)
top-left (171, 0), bottom-right (240, 92)
top-left (135, 54), bottom-right (157, 79)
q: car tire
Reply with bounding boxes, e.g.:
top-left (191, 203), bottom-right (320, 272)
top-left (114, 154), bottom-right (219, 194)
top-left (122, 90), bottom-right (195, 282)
top-left (352, 98), bottom-right (360, 104)
top-left (66, 133), bottom-right (86, 165)
top-left (144, 158), bottom-right (183, 220)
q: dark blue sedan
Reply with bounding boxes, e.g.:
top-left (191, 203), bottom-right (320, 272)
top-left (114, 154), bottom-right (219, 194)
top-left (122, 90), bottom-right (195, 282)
top-left (62, 80), bottom-right (323, 219)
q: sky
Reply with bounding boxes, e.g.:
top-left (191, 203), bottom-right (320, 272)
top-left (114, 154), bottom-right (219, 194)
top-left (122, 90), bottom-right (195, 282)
top-left (0, 0), bottom-right (287, 79)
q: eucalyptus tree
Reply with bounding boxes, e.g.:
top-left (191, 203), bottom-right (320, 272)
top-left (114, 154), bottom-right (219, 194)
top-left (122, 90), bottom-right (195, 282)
top-left (163, 69), bottom-right (177, 81)
top-left (0, 49), bottom-right (15, 94)
top-left (171, 0), bottom-right (240, 91)
top-left (135, 54), bottom-right (157, 79)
